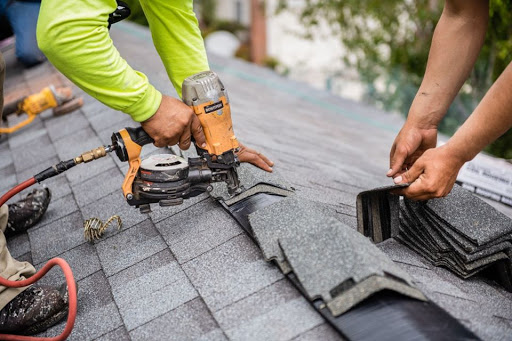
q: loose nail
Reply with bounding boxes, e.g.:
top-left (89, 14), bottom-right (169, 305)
top-left (393, 176), bottom-right (402, 184)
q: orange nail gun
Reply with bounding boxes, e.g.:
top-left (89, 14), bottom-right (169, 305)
top-left (109, 71), bottom-right (242, 213)
top-left (0, 85), bottom-right (83, 134)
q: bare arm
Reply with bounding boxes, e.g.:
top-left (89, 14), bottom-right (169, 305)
top-left (397, 62), bottom-right (512, 199)
top-left (388, 0), bottom-right (489, 176)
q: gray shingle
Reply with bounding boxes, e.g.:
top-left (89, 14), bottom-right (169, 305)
top-left (95, 219), bottom-right (167, 276)
top-left (28, 211), bottom-right (84, 264)
top-left (0, 163), bottom-right (16, 190)
top-left (71, 167), bottom-right (123, 206)
top-left (11, 134), bottom-right (57, 172)
top-left (149, 193), bottom-right (210, 223)
top-left (6, 233), bottom-right (31, 258)
top-left (425, 185), bottom-right (512, 245)
top-left (292, 324), bottom-right (343, 341)
top-left (108, 250), bottom-right (198, 330)
top-left (66, 156), bottom-right (118, 185)
top-left (80, 191), bottom-right (148, 231)
top-left (214, 279), bottom-right (323, 341)
top-left (7, 120), bottom-right (46, 149)
top-left (129, 298), bottom-right (224, 341)
top-left (182, 234), bottom-right (283, 312)
top-left (44, 271), bottom-right (123, 340)
top-left (88, 108), bottom-right (132, 134)
top-left (34, 242), bottom-right (101, 286)
top-left (34, 193), bottom-right (79, 230)
top-left (45, 110), bottom-right (91, 142)
top-left (156, 199), bottom-right (242, 264)
top-left (94, 326), bottom-right (131, 341)
top-left (53, 126), bottom-right (103, 160)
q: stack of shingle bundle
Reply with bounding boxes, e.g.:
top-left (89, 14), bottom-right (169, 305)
top-left (397, 185), bottom-right (512, 291)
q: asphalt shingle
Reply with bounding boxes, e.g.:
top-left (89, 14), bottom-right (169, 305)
top-left (182, 234), bottom-right (283, 312)
top-left (95, 219), bottom-right (167, 276)
top-left (34, 193), bottom-right (79, 230)
top-left (156, 198), bottom-right (242, 264)
top-left (34, 242), bottom-right (101, 286)
top-left (108, 250), bottom-right (198, 331)
top-left (80, 191), bottom-right (148, 231)
top-left (214, 279), bottom-right (324, 341)
top-left (28, 210), bottom-right (84, 264)
top-left (129, 298), bottom-right (225, 341)
top-left (71, 167), bottom-right (123, 207)
top-left (11, 133), bottom-right (57, 172)
top-left (45, 271), bottom-right (124, 340)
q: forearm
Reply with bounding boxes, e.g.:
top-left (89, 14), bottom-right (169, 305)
top-left (36, 0), bottom-right (161, 122)
top-left (445, 62), bottom-right (512, 162)
top-left (407, 0), bottom-right (488, 129)
top-left (139, 0), bottom-right (209, 98)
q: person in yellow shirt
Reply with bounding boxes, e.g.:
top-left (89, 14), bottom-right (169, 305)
top-left (37, 0), bottom-right (273, 171)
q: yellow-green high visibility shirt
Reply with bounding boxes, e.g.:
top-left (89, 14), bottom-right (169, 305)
top-left (37, 0), bottom-right (209, 122)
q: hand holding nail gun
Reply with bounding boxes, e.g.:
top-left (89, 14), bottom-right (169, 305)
top-left (110, 71), bottom-right (274, 213)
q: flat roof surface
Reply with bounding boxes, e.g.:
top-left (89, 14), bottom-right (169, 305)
top-left (0, 21), bottom-right (510, 340)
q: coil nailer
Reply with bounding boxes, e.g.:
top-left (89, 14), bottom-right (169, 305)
top-left (110, 71), bottom-right (242, 213)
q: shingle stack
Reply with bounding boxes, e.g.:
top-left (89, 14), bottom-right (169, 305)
top-left (397, 185), bottom-right (512, 291)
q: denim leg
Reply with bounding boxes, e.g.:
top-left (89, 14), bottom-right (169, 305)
top-left (5, 1), bottom-right (46, 67)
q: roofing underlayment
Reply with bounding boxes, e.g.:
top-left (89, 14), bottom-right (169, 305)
top-left (1, 21), bottom-right (511, 340)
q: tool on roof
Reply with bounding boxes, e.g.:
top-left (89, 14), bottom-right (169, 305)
top-left (0, 85), bottom-right (83, 135)
top-left (111, 71), bottom-right (242, 213)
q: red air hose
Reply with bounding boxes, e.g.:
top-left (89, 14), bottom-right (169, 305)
top-left (0, 178), bottom-right (36, 208)
top-left (0, 180), bottom-right (78, 341)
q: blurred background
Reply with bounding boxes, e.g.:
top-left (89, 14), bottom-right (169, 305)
top-left (115, 0), bottom-right (511, 158)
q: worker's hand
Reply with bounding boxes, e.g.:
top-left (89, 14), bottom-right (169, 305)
top-left (392, 144), bottom-right (466, 200)
top-left (387, 122), bottom-right (437, 178)
top-left (237, 143), bottom-right (274, 172)
top-left (141, 95), bottom-right (207, 149)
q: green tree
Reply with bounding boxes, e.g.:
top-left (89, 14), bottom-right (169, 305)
top-left (277, 0), bottom-right (512, 159)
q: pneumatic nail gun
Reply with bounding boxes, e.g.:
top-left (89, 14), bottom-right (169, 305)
top-left (109, 71), bottom-right (242, 213)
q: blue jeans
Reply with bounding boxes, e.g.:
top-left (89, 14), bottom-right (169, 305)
top-left (2, 1), bottom-right (45, 67)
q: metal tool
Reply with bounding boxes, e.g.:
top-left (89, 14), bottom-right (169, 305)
top-left (110, 71), bottom-right (242, 213)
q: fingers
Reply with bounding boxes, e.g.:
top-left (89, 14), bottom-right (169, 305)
top-left (178, 128), bottom-right (192, 150)
top-left (191, 115), bottom-right (207, 149)
top-left (393, 160), bottom-right (423, 185)
top-left (388, 143), bottom-right (408, 177)
top-left (237, 144), bottom-right (274, 172)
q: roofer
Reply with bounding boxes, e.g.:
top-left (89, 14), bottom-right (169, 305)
top-left (388, 0), bottom-right (512, 200)
top-left (0, 52), bottom-right (69, 335)
top-left (36, 0), bottom-right (273, 172)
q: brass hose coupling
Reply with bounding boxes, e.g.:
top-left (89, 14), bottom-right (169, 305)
top-left (74, 146), bottom-right (108, 164)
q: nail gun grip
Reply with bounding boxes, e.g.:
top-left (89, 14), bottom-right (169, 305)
top-left (125, 127), bottom-right (154, 147)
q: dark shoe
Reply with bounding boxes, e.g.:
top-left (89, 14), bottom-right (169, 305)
top-left (0, 283), bottom-right (69, 335)
top-left (6, 187), bottom-right (51, 237)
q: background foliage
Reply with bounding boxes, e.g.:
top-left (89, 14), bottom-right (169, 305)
top-left (277, 0), bottom-right (512, 158)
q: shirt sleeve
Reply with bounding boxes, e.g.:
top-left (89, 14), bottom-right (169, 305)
top-left (138, 0), bottom-right (210, 97)
top-left (36, 0), bottom-right (162, 122)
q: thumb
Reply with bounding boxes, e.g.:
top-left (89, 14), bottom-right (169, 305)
top-left (393, 160), bottom-right (423, 185)
top-left (388, 145), bottom-right (408, 177)
top-left (191, 115), bottom-right (207, 149)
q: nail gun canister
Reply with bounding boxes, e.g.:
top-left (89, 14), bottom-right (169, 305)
top-left (182, 71), bottom-right (239, 156)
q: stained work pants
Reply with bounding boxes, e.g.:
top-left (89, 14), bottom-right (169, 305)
top-left (0, 52), bottom-right (36, 310)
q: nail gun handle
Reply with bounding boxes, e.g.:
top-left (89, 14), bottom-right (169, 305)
top-left (125, 127), bottom-right (154, 147)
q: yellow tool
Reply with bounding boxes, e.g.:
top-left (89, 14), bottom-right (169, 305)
top-left (0, 85), bottom-right (83, 134)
